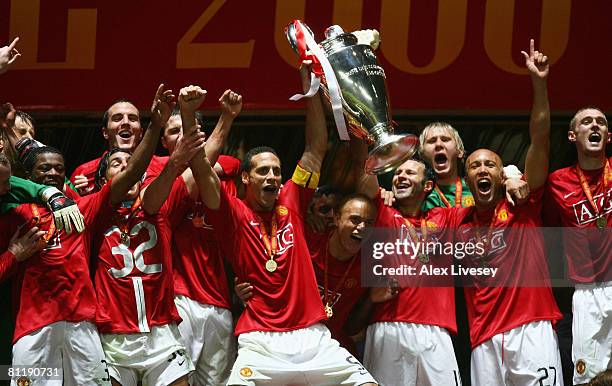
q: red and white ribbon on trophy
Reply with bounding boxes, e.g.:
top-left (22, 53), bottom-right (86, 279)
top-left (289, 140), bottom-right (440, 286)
top-left (288, 20), bottom-right (350, 141)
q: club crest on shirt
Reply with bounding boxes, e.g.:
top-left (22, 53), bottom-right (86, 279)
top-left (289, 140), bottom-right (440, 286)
top-left (575, 359), bottom-right (586, 375)
top-left (16, 377), bottom-right (31, 386)
top-left (571, 189), bottom-right (612, 225)
top-left (276, 205), bottom-right (289, 217)
top-left (497, 209), bottom-right (508, 222)
top-left (463, 196), bottom-right (475, 207)
top-left (239, 367), bottom-right (253, 378)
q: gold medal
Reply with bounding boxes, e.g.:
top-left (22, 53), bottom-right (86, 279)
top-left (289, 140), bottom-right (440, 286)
top-left (265, 259), bottom-right (277, 273)
top-left (597, 216), bottom-right (607, 229)
top-left (418, 253), bottom-right (429, 263)
top-left (192, 215), bottom-right (204, 228)
top-left (324, 304), bottom-right (333, 318)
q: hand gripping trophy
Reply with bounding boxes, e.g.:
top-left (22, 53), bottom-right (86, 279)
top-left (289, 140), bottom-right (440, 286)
top-left (286, 20), bottom-right (418, 174)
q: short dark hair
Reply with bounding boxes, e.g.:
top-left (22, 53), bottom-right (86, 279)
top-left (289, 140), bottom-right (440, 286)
top-left (165, 107), bottom-right (206, 136)
top-left (94, 147), bottom-right (132, 191)
top-left (102, 99), bottom-right (138, 128)
top-left (406, 154), bottom-right (436, 186)
top-left (314, 185), bottom-right (342, 198)
top-left (0, 152), bottom-right (9, 167)
top-left (15, 110), bottom-right (35, 130)
top-left (336, 193), bottom-right (376, 215)
top-left (22, 146), bottom-right (63, 175)
top-left (241, 146), bottom-right (278, 173)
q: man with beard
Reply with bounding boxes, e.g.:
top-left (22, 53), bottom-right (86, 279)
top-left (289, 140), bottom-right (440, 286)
top-left (0, 84), bottom-right (174, 385)
top-left (194, 62), bottom-right (378, 385)
top-left (357, 153), bottom-right (463, 386)
top-left (544, 106), bottom-right (611, 384)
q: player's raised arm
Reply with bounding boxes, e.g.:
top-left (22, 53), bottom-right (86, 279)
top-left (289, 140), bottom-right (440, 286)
top-left (178, 86), bottom-right (221, 210)
top-left (141, 125), bottom-right (206, 215)
top-left (352, 138), bottom-right (379, 198)
top-left (0, 37), bottom-right (20, 75)
top-left (110, 84), bottom-right (175, 204)
top-left (521, 39), bottom-right (551, 190)
top-left (205, 89), bottom-right (242, 167)
top-left (298, 60), bottom-right (328, 174)
top-left (178, 85), bottom-right (206, 137)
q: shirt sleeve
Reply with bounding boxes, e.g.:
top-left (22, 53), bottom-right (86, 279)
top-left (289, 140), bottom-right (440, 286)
top-left (160, 177), bottom-right (193, 229)
top-left (0, 249), bottom-right (18, 283)
top-left (0, 176), bottom-right (48, 214)
top-left (218, 155), bottom-right (241, 179)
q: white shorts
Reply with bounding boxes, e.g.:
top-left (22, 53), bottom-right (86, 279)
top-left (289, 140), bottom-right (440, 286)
top-left (11, 320), bottom-right (110, 386)
top-left (100, 323), bottom-right (194, 386)
top-left (363, 322), bottom-right (461, 386)
top-left (471, 320), bottom-right (563, 386)
top-left (227, 323), bottom-right (377, 385)
top-left (572, 281), bottom-right (612, 384)
top-left (175, 295), bottom-right (236, 386)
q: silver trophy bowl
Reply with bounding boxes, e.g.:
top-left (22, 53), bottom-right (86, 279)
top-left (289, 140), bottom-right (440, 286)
top-left (286, 21), bottom-right (417, 174)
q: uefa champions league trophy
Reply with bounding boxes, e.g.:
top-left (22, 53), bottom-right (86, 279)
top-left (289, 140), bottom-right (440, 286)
top-left (286, 20), bottom-right (418, 174)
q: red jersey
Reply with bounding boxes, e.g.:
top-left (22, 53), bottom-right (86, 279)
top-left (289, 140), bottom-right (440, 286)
top-left (307, 229), bottom-right (365, 351)
top-left (142, 155), bottom-right (241, 187)
top-left (71, 153), bottom-right (166, 195)
top-left (455, 188), bottom-right (561, 348)
top-left (204, 179), bottom-right (326, 335)
top-left (0, 184), bottom-right (112, 343)
top-left (91, 179), bottom-right (188, 334)
top-left (171, 179), bottom-right (235, 309)
top-left (372, 194), bottom-right (458, 334)
top-left (544, 158), bottom-right (612, 283)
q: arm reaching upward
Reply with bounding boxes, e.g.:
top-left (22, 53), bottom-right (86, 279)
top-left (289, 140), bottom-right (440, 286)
top-left (298, 60), bottom-right (328, 174)
top-left (141, 126), bottom-right (206, 215)
top-left (204, 89), bottom-right (242, 167)
top-left (521, 39), bottom-right (551, 190)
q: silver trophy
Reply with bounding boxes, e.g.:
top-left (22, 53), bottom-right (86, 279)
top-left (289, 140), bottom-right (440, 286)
top-left (286, 20), bottom-right (417, 174)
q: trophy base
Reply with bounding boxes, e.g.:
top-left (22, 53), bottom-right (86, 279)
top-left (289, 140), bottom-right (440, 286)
top-left (365, 133), bottom-right (418, 175)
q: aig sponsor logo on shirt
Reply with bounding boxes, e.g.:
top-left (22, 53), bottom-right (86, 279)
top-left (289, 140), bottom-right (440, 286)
top-left (275, 223), bottom-right (295, 254)
top-left (571, 189), bottom-right (612, 225)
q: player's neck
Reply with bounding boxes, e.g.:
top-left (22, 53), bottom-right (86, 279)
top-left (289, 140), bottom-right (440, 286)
top-left (247, 197), bottom-right (275, 213)
top-left (328, 232), bottom-right (354, 261)
top-left (577, 152), bottom-right (606, 171)
top-left (397, 198), bottom-right (422, 217)
top-left (436, 170), bottom-right (458, 186)
top-left (475, 196), bottom-right (502, 216)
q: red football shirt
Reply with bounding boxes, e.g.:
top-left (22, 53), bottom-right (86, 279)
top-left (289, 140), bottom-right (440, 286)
top-left (142, 155), bottom-right (241, 187)
top-left (91, 179), bottom-right (188, 334)
top-left (171, 179), bottom-right (234, 309)
top-left (455, 188), bottom-right (562, 348)
top-left (307, 229), bottom-right (365, 351)
top-left (0, 183), bottom-right (112, 343)
top-left (71, 153), bottom-right (166, 195)
top-left (544, 158), bottom-right (612, 283)
top-left (371, 194), bottom-right (458, 334)
top-left (204, 180), bottom-right (327, 335)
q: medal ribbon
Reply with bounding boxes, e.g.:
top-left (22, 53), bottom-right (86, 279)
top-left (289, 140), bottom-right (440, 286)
top-left (258, 212), bottom-right (278, 259)
top-left (287, 20), bottom-right (350, 141)
top-left (472, 201), bottom-right (505, 255)
top-left (30, 204), bottom-right (56, 242)
top-left (323, 237), bottom-right (358, 316)
top-left (434, 177), bottom-right (463, 208)
top-left (115, 197), bottom-right (142, 240)
top-left (404, 216), bottom-right (428, 251)
top-left (576, 159), bottom-right (610, 221)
